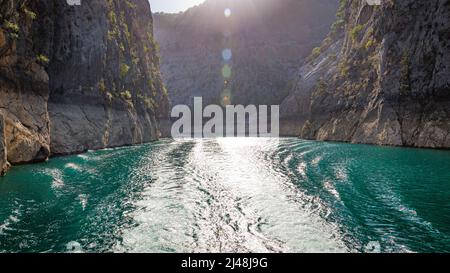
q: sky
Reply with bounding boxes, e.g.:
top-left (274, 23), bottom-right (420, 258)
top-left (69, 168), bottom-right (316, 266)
top-left (150, 0), bottom-right (206, 13)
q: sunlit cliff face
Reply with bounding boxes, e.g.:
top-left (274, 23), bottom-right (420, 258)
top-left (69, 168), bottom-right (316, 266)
top-left (154, 0), bottom-right (338, 106)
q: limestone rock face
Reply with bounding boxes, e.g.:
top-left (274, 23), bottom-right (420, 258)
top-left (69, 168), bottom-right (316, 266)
top-left (0, 115), bottom-right (10, 176)
top-left (0, 0), bottom-right (51, 165)
top-left (0, 0), bottom-right (169, 174)
top-left (282, 0), bottom-right (450, 148)
top-left (46, 0), bottom-right (168, 155)
top-left (154, 0), bottom-right (339, 107)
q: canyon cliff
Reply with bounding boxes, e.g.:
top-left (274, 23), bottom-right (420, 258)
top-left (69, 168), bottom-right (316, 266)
top-left (154, 0), bottom-right (339, 107)
top-left (0, 0), bottom-right (168, 175)
top-left (281, 0), bottom-right (450, 148)
top-left (0, 115), bottom-right (9, 175)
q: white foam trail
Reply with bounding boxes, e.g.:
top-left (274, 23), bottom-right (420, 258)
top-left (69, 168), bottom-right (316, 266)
top-left (311, 156), bottom-right (322, 167)
top-left (78, 194), bottom-right (89, 211)
top-left (66, 241), bottom-right (84, 253)
top-left (297, 162), bottom-right (307, 177)
top-left (49, 169), bottom-right (65, 189)
top-left (116, 138), bottom-right (347, 253)
top-left (324, 180), bottom-right (341, 200)
top-left (65, 163), bottom-right (81, 171)
top-left (334, 165), bottom-right (348, 181)
top-left (77, 154), bottom-right (89, 160)
top-left (0, 208), bottom-right (21, 235)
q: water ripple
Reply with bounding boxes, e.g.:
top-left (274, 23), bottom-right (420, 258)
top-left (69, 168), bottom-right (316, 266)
top-left (0, 138), bottom-right (449, 253)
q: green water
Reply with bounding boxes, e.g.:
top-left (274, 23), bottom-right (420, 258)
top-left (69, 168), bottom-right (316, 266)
top-left (0, 138), bottom-right (449, 253)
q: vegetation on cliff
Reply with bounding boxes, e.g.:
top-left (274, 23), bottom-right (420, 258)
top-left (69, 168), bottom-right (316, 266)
top-left (281, 0), bottom-right (450, 148)
top-left (0, 0), bottom-right (169, 175)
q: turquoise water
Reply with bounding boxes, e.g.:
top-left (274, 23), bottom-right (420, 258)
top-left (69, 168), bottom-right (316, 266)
top-left (0, 138), bottom-right (449, 253)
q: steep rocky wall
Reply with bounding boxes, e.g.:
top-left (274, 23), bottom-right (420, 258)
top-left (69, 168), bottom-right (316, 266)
top-left (0, 115), bottom-right (10, 175)
top-left (47, 0), bottom-right (168, 155)
top-left (154, 0), bottom-right (339, 107)
top-left (0, 0), bottom-right (168, 174)
top-left (281, 0), bottom-right (450, 148)
top-left (0, 0), bottom-right (51, 166)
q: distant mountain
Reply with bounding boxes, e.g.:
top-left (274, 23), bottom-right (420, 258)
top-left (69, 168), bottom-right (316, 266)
top-left (281, 0), bottom-right (450, 148)
top-left (154, 0), bottom-right (339, 106)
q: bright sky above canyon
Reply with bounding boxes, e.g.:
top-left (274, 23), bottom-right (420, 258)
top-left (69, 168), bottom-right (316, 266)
top-left (150, 0), bottom-right (206, 13)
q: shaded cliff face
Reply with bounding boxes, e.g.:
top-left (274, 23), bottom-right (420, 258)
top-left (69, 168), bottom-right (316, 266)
top-left (154, 0), bottom-right (339, 106)
top-left (0, 116), bottom-right (10, 175)
top-left (282, 0), bottom-right (450, 148)
top-left (0, 0), bottom-right (51, 166)
top-left (0, 0), bottom-right (168, 174)
top-left (47, 0), bottom-right (169, 155)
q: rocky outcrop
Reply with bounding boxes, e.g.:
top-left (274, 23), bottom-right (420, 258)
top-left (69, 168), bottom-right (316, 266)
top-left (154, 0), bottom-right (338, 107)
top-left (0, 0), bottom-right (51, 167)
top-left (0, 0), bottom-right (168, 174)
top-left (281, 0), bottom-right (450, 148)
top-left (0, 115), bottom-right (10, 175)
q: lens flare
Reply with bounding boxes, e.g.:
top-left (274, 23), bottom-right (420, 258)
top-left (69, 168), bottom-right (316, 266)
top-left (224, 8), bottom-right (231, 17)
top-left (222, 49), bottom-right (232, 61)
top-left (221, 88), bottom-right (232, 106)
top-left (222, 64), bottom-right (231, 78)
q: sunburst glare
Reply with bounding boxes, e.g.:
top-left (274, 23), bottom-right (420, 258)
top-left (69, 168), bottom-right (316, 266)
top-left (224, 8), bottom-right (231, 17)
